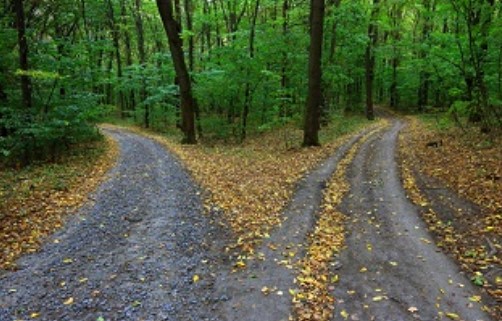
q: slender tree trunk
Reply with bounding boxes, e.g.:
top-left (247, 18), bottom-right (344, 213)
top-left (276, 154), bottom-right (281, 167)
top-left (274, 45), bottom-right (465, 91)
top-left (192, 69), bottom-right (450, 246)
top-left (365, 0), bottom-right (379, 120)
top-left (120, 0), bottom-right (135, 113)
top-left (328, 0), bottom-right (342, 63)
top-left (303, 0), bottom-right (324, 147)
top-left (280, 0), bottom-right (289, 118)
top-left (241, 0), bottom-right (260, 142)
top-left (134, 0), bottom-right (149, 127)
top-left (156, 0), bottom-right (197, 144)
top-left (389, 4), bottom-right (401, 109)
top-left (14, 0), bottom-right (32, 109)
top-left (184, 0), bottom-right (202, 138)
top-left (417, 0), bottom-right (433, 111)
top-left (106, 0), bottom-right (125, 117)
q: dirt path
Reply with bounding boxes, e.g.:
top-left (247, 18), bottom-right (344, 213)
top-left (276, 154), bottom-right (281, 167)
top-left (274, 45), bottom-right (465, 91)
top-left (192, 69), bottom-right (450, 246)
top-left (331, 120), bottom-right (492, 321)
top-left (0, 129), bottom-right (227, 321)
top-left (211, 128), bottom-right (378, 321)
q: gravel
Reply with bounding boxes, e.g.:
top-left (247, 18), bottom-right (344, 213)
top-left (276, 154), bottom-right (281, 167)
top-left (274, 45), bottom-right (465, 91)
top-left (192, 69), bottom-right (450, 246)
top-left (0, 129), bottom-right (228, 321)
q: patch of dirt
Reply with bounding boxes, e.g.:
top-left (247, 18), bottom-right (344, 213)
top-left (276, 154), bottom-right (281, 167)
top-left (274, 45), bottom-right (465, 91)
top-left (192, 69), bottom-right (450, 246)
top-left (0, 137), bottom-right (119, 270)
top-left (399, 117), bottom-right (502, 319)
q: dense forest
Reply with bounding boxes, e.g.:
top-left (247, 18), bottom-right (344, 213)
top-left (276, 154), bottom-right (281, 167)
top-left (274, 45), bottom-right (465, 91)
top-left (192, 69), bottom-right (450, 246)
top-left (0, 0), bottom-right (501, 165)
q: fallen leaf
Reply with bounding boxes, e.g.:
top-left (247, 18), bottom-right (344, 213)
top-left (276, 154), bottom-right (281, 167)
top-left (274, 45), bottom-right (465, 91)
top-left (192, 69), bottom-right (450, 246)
top-left (192, 274), bottom-right (200, 283)
top-left (468, 295), bottom-right (481, 302)
top-left (340, 309), bottom-right (349, 319)
top-left (372, 296), bottom-right (386, 302)
top-left (445, 312), bottom-right (460, 320)
top-left (63, 297), bottom-right (74, 305)
top-left (408, 306), bottom-right (419, 313)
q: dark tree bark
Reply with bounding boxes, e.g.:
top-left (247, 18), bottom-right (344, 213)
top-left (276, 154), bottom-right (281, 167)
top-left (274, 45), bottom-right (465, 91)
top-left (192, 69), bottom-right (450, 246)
top-left (156, 0), bottom-right (197, 144)
top-left (389, 3), bottom-right (402, 109)
top-left (303, 0), bottom-right (325, 147)
top-left (365, 0), bottom-right (379, 120)
top-left (279, 0), bottom-right (289, 118)
top-left (134, 0), bottom-right (149, 127)
top-left (14, 0), bottom-right (32, 109)
top-left (183, 0), bottom-right (203, 138)
top-left (328, 0), bottom-right (342, 63)
top-left (106, 0), bottom-right (125, 117)
top-left (120, 0), bottom-right (135, 112)
top-left (417, 0), bottom-right (433, 111)
top-left (241, 0), bottom-right (260, 142)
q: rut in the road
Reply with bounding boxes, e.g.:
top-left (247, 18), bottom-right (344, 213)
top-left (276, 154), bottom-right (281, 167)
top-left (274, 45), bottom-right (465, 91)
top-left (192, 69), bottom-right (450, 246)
top-left (0, 129), bottom-right (227, 321)
top-left (331, 121), bottom-right (492, 321)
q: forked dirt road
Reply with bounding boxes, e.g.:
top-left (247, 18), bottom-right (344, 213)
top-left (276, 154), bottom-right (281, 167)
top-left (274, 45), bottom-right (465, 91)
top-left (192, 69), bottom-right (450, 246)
top-left (0, 120), bottom-right (494, 321)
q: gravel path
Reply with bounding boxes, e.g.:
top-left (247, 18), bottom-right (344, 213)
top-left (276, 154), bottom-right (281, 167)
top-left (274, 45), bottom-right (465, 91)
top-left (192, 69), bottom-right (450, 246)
top-left (0, 129), bottom-right (227, 321)
top-left (331, 121), bottom-right (493, 321)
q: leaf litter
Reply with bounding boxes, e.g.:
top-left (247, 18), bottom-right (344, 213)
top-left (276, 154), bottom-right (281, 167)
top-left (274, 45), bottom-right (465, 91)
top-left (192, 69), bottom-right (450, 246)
top-left (292, 124), bottom-right (388, 321)
top-left (0, 137), bottom-right (119, 270)
top-left (399, 116), bottom-right (501, 319)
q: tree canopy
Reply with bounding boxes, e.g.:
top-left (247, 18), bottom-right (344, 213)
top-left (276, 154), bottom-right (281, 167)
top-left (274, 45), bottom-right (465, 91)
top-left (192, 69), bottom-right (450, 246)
top-left (1, 0), bottom-right (501, 165)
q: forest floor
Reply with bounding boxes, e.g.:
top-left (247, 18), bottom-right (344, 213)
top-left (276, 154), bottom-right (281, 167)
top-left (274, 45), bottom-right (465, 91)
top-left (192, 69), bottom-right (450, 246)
top-left (0, 114), bottom-right (500, 321)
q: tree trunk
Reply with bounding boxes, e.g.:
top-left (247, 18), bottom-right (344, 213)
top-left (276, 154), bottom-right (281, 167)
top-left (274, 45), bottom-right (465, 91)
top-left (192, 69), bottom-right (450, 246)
top-left (417, 0), bottom-right (433, 111)
top-left (184, 0), bottom-right (203, 138)
top-left (279, 0), bottom-right (289, 118)
top-left (156, 0), bottom-right (197, 144)
top-left (328, 0), bottom-right (342, 63)
top-left (14, 0), bottom-right (32, 109)
top-left (389, 4), bottom-right (401, 109)
top-left (241, 0), bottom-right (260, 142)
top-left (120, 0), bottom-right (135, 113)
top-left (106, 0), bottom-right (125, 117)
top-left (134, 0), bottom-right (149, 127)
top-left (365, 0), bottom-right (379, 120)
top-left (303, 0), bottom-right (324, 147)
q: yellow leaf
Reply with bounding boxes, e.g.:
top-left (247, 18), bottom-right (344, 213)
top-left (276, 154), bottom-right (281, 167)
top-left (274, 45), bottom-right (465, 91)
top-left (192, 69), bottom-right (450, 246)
top-left (63, 297), bottom-right (74, 305)
top-left (63, 258), bottom-right (73, 264)
top-left (372, 296), bottom-right (386, 302)
top-left (30, 312), bottom-right (40, 318)
top-left (235, 260), bottom-right (246, 268)
top-left (340, 309), bottom-right (349, 319)
top-left (445, 312), bottom-right (460, 320)
top-left (360, 267), bottom-right (367, 273)
top-left (192, 275), bottom-right (200, 283)
top-left (389, 261), bottom-right (398, 266)
top-left (468, 295), bottom-right (481, 302)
